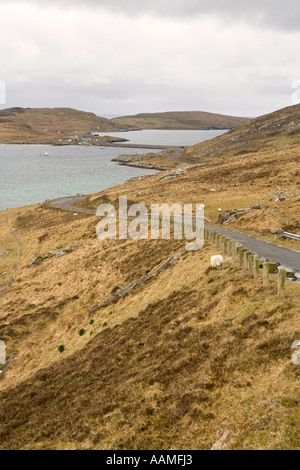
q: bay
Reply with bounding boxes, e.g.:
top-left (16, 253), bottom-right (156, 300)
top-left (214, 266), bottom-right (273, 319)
top-left (0, 145), bottom-right (158, 210)
top-left (95, 129), bottom-right (228, 147)
top-left (0, 129), bottom-right (228, 210)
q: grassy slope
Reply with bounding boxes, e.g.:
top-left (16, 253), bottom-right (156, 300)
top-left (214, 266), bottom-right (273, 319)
top-left (0, 105), bottom-right (300, 450)
top-left (112, 111), bottom-right (251, 130)
top-left (0, 107), bottom-right (121, 144)
top-left (182, 103), bottom-right (300, 162)
top-left (0, 208), bottom-right (21, 286)
top-left (0, 200), bottom-right (299, 450)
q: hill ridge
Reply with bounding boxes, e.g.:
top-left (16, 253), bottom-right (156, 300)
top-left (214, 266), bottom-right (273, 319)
top-left (112, 110), bottom-right (251, 130)
top-left (0, 106), bottom-right (122, 144)
top-left (183, 103), bottom-right (300, 161)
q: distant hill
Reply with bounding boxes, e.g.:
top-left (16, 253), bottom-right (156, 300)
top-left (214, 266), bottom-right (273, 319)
top-left (112, 111), bottom-right (251, 130)
top-left (0, 107), bottom-right (122, 144)
top-left (183, 103), bottom-right (300, 162)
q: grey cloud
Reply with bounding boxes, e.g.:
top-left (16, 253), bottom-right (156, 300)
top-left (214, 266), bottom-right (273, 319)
top-left (0, 0), bottom-right (299, 117)
top-left (5, 72), bottom-right (294, 118)
top-left (1, 0), bottom-right (299, 30)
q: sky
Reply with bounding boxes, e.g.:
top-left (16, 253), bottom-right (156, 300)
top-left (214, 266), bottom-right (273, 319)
top-left (0, 0), bottom-right (300, 118)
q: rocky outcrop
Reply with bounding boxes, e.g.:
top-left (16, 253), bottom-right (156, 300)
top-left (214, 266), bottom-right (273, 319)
top-left (88, 252), bottom-right (180, 314)
top-left (0, 248), bottom-right (11, 257)
top-left (159, 167), bottom-right (190, 181)
top-left (30, 244), bottom-right (80, 267)
top-left (217, 205), bottom-right (265, 225)
top-left (157, 254), bottom-right (179, 273)
top-left (88, 271), bottom-right (153, 314)
top-left (112, 153), bottom-right (158, 163)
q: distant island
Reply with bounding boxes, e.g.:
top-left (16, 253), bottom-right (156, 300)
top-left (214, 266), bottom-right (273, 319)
top-left (0, 107), bottom-right (125, 145)
top-left (0, 107), bottom-right (251, 144)
top-left (112, 110), bottom-right (251, 130)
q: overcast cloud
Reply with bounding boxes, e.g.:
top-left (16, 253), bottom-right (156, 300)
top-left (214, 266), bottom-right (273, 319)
top-left (0, 0), bottom-right (300, 117)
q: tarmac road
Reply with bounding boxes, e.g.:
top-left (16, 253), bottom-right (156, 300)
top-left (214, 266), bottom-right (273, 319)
top-left (206, 225), bottom-right (300, 273)
top-left (49, 196), bottom-right (300, 273)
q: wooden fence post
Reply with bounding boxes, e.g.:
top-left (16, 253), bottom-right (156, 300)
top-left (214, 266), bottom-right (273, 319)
top-left (243, 251), bottom-right (251, 272)
top-left (263, 262), bottom-right (270, 286)
top-left (268, 262), bottom-right (277, 274)
top-left (277, 268), bottom-right (286, 298)
top-left (233, 243), bottom-right (239, 262)
top-left (236, 245), bottom-right (241, 264)
top-left (221, 236), bottom-right (225, 252)
top-left (226, 239), bottom-right (230, 255)
top-left (238, 248), bottom-right (246, 267)
top-left (224, 238), bottom-right (230, 255)
top-left (253, 255), bottom-right (260, 279)
top-left (248, 254), bottom-right (254, 278)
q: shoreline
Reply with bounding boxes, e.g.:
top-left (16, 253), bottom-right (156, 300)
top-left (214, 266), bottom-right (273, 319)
top-left (0, 141), bottom-right (176, 150)
top-left (0, 139), bottom-right (184, 212)
top-left (0, 165), bottom-right (161, 213)
top-left (116, 162), bottom-right (168, 170)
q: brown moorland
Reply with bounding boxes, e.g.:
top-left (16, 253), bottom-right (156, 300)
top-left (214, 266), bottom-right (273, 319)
top-left (112, 111), bottom-right (251, 130)
top-left (0, 107), bottom-right (122, 144)
top-left (182, 103), bottom-right (300, 162)
top-left (0, 104), bottom-right (299, 450)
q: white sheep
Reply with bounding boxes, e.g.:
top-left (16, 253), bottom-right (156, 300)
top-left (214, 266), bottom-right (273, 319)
top-left (211, 255), bottom-right (224, 268)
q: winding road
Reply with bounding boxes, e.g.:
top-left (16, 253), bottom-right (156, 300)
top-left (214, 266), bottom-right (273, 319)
top-left (206, 225), bottom-right (300, 273)
top-left (49, 196), bottom-right (300, 276)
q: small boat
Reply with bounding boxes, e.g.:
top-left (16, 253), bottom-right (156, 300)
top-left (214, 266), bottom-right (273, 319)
top-left (44, 152), bottom-right (49, 157)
